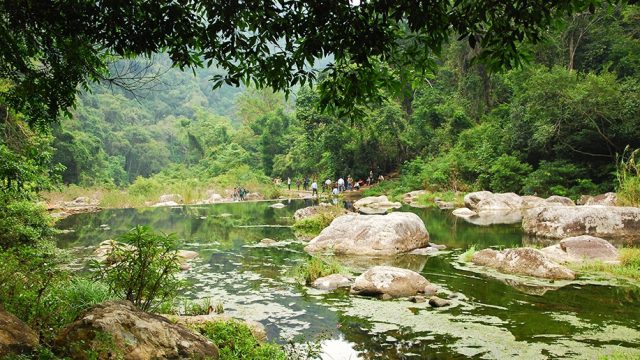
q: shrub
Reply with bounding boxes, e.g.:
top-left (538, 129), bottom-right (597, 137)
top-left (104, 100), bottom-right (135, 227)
top-left (291, 256), bottom-right (349, 285)
top-left (488, 155), bottom-right (532, 193)
top-left (617, 147), bottom-right (640, 206)
top-left (292, 206), bottom-right (344, 237)
top-left (0, 193), bottom-right (55, 249)
top-left (195, 320), bottom-right (286, 360)
top-left (522, 160), bottom-right (586, 197)
top-left (91, 226), bottom-right (183, 311)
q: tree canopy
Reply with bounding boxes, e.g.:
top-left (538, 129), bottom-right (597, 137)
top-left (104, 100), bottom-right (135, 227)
top-left (0, 0), bottom-right (618, 126)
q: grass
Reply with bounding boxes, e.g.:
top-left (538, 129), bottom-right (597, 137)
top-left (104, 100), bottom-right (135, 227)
top-left (292, 206), bottom-right (345, 237)
top-left (414, 190), bottom-right (465, 208)
top-left (193, 320), bottom-right (287, 360)
top-left (616, 146), bottom-right (640, 206)
top-left (569, 248), bottom-right (640, 281)
top-left (291, 256), bottom-right (350, 285)
top-left (599, 351), bottom-right (640, 360)
top-left (461, 245), bottom-right (477, 262)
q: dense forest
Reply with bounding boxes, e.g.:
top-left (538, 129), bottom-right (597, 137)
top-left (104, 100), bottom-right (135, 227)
top-left (2, 2), bottom-right (640, 359)
top-left (44, 3), bottom-right (640, 200)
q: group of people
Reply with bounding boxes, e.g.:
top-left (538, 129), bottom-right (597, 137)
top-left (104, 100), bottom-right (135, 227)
top-left (232, 187), bottom-right (247, 201)
top-left (285, 170), bottom-right (384, 197)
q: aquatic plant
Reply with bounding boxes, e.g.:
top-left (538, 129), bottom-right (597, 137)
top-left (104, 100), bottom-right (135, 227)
top-left (570, 248), bottom-right (640, 281)
top-left (462, 245), bottom-right (477, 262)
top-left (291, 256), bottom-right (349, 285)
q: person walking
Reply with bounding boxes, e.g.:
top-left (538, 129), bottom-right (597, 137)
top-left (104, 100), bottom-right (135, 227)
top-left (296, 179), bottom-right (301, 190)
top-left (311, 180), bottom-right (318, 197)
top-left (337, 177), bottom-right (345, 192)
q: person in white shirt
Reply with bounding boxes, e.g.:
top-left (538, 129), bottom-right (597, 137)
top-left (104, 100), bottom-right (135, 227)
top-left (311, 181), bottom-right (318, 196)
top-left (337, 177), bottom-right (345, 192)
top-left (332, 186), bottom-right (339, 195)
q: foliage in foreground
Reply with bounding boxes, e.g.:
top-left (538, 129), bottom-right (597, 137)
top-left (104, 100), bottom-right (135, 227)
top-left (194, 321), bottom-right (286, 360)
top-left (91, 225), bottom-right (183, 311)
top-left (292, 256), bottom-right (350, 285)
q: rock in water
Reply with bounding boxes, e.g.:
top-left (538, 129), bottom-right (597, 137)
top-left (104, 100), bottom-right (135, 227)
top-left (544, 195), bottom-right (575, 207)
top-left (269, 202), bottom-right (286, 209)
top-left (452, 208), bottom-right (477, 217)
top-left (541, 235), bottom-right (619, 263)
top-left (353, 196), bottom-right (402, 215)
top-left (312, 274), bottom-right (353, 290)
top-left (350, 266), bottom-right (431, 297)
top-left (428, 296), bottom-right (451, 308)
top-left (0, 309), bottom-right (39, 357)
top-left (471, 248), bottom-right (575, 280)
top-left (464, 191), bottom-right (523, 211)
top-left (304, 212), bottom-right (429, 255)
top-left (523, 205), bottom-right (640, 241)
top-left (54, 301), bottom-right (219, 360)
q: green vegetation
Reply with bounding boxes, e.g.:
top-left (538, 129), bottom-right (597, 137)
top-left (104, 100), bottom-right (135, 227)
top-left (292, 206), bottom-right (346, 238)
top-left (292, 256), bottom-right (350, 285)
top-left (194, 321), bottom-right (286, 360)
top-left (462, 246), bottom-right (478, 263)
top-left (90, 226), bottom-right (184, 311)
top-left (617, 147), bottom-right (640, 206)
top-left (571, 248), bottom-right (640, 281)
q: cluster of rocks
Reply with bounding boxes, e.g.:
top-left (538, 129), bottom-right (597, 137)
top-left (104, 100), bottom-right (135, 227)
top-left (48, 196), bottom-right (101, 219)
top-left (311, 266), bottom-right (451, 307)
top-left (153, 191), bottom-right (263, 207)
top-left (1, 299), bottom-right (272, 359)
top-left (470, 235), bottom-right (621, 280)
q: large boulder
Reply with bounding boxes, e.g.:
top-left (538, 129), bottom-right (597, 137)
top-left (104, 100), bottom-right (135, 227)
top-left (353, 196), bottom-right (402, 215)
top-left (0, 308), bottom-right (39, 357)
top-left (585, 192), bottom-right (618, 206)
top-left (159, 194), bottom-right (183, 203)
top-left (294, 204), bottom-right (347, 221)
top-left (350, 266), bottom-right (431, 297)
top-left (304, 212), bottom-right (429, 255)
top-left (541, 235), bottom-right (619, 263)
top-left (462, 210), bottom-right (523, 226)
top-left (54, 301), bottom-right (219, 360)
top-left (464, 191), bottom-right (523, 211)
top-left (523, 205), bottom-right (640, 241)
top-left (471, 248), bottom-right (575, 280)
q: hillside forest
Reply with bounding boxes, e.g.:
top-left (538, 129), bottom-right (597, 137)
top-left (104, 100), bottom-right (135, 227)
top-left (18, 4), bottom-right (636, 205)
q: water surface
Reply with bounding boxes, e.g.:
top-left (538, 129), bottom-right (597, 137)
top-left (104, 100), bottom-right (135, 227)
top-left (56, 200), bottom-right (640, 359)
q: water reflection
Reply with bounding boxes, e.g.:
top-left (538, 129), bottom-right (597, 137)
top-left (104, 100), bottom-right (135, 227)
top-left (55, 201), bottom-right (640, 359)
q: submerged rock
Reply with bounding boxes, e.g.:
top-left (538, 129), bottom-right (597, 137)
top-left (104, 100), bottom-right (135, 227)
top-left (54, 301), bottom-right (219, 360)
top-left (523, 205), bottom-right (640, 241)
top-left (351, 266), bottom-right (431, 298)
top-left (452, 207), bottom-right (477, 218)
top-left (312, 274), bottom-right (353, 291)
top-left (0, 308), bottom-right (39, 357)
top-left (428, 296), bottom-right (451, 308)
top-left (541, 235), bottom-right (619, 263)
top-left (353, 196), bottom-right (402, 215)
top-left (304, 212), bottom-right (429, 256)
top-left (269, 202), bottom-right (286, 209)
top-left (471, 248), bottom-right (575, 280)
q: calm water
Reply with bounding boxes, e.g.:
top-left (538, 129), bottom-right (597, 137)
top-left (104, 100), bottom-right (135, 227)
top-left (55, 200), bottom-right (640, 359)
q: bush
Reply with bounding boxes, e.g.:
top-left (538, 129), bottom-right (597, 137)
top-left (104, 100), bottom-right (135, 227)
top-left (195, 321), bottom-right (286, 360)
top-left (292, 206), bottom-right (345, 237)
top-left (522, 160), bottom-right (588, 198)
top-left (0, 193), bottom-right (54, 249)
top-left (91, 226), bottom-right (183, 311)
top-left (488, 155), bottom-right (532, 193)
top-left (291, 256), bottom-right (349, 285)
